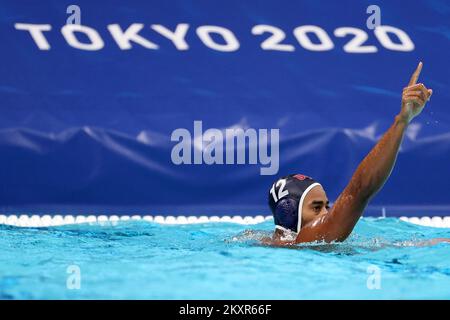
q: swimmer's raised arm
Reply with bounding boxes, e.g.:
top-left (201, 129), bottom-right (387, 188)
top-left (296, 62), bottom-right (433, 244)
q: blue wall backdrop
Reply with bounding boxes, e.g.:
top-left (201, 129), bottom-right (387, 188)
top-left (0, 0), bottom-right (449, 216)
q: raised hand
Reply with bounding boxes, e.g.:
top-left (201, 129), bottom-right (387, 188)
top-left (399, 62), bottom-right (433, 123)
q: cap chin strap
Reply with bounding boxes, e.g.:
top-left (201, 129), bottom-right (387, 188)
top-left (296, 183), bottom-right (321, 233)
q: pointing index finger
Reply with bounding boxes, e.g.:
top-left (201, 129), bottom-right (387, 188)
top-left (408, 61), bottom-right (423, 86)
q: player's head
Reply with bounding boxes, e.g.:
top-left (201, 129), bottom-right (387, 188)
top-left (268, 174), bottom-right (329, 235)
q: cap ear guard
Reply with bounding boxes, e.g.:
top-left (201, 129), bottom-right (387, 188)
top-left (274, 197), bottom-right (299, 233)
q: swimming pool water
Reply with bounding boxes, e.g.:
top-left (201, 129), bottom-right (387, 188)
top-left (1, 217), bottom-right (450, 299)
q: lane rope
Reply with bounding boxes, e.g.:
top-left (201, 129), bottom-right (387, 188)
top-left (0, 215), bottom-right (450, 228)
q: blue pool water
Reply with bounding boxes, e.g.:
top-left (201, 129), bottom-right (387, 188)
top-left (1, 217), bottom-right (450, 299)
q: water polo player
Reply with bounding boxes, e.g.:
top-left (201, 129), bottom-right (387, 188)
top-left (268, 62), bottom-right (447, 245)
